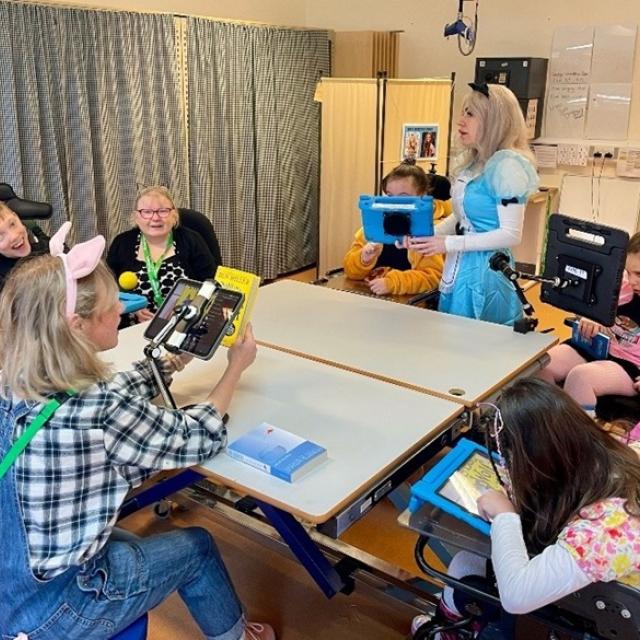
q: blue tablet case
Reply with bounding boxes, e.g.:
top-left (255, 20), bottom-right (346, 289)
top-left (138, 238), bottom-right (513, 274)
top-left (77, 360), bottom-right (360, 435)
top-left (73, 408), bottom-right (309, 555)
top-left (568, 320), bottom-right (610, 360)
top-left (409, 438), bottom-right (503, 535)
top-left (359, 195), bottom-right (434, 244)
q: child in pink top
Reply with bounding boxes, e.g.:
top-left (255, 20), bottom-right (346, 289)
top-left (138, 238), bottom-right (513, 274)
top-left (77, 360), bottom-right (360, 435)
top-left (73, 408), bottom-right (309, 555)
top-left (538, 232), bottom-right (640, 413)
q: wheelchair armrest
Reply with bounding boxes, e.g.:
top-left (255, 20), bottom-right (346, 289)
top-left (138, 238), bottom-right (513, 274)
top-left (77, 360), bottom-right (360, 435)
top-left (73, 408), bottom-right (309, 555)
top-left (408, 289), bottom-right (440, 309)
top-left (414, 535), bottom-right (502, 607)
top-left (555, 580), bottom-right (640, 640)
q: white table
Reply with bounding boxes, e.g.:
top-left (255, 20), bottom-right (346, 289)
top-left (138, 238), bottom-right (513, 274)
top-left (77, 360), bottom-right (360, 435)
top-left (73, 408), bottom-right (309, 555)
top-left (104, 323), bottom-right (464, 525)
top-left (251, 280), bottom-right (557, 406)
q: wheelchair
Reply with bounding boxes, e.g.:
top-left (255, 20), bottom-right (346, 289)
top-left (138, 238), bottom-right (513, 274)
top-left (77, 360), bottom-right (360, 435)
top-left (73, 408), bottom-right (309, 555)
top-left (405, 500), bottom-right (640, 640)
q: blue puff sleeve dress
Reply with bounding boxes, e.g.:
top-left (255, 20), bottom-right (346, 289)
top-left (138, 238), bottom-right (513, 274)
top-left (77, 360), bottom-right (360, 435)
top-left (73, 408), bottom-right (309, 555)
top-left (438, 149), bottom-right (539, 325)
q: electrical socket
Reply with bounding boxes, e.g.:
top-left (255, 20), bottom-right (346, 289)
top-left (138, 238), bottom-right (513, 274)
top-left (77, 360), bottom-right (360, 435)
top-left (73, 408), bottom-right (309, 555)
top-left (591, 145), bottom-right (616, 159)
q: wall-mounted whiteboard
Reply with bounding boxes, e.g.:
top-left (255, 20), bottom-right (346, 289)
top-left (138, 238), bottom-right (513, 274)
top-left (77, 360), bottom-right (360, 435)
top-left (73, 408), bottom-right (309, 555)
top-left (558, 174), bottom-right (640, 236)
top-left (544, 24), bottom-right (637, 140)
top-left (585, 83), bottom-right (632, 140)
top-left (545, 26), bottom-right (593, 138)
top-left (591, 25), bottom-right (637, 84)
top-left (548, 26), bottom-right (594, 85)
top-left (545, 83), bottom-right (589, 139)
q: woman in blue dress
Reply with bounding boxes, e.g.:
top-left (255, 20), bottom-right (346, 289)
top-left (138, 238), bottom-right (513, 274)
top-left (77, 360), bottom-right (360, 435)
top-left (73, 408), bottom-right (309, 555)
top-left (406, 83), bottom-right (538, 325)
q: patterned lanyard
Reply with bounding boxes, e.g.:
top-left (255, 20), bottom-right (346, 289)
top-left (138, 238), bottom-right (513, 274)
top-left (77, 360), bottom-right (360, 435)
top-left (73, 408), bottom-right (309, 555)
top-left (141, 232), bottom-right (173, 307)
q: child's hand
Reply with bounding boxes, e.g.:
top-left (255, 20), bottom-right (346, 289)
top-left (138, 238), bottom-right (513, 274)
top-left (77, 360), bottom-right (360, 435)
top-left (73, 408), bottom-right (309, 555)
top-left (361, 242), bottom-right (382, 264)
top-left (407, 235), bottom-right (446, 256)
top-left (477, 490), bottom-right (516, 521)
top-left (368, 277), bottom-right (389, 295)
top-left (578, 318), bottom-right (603, 339)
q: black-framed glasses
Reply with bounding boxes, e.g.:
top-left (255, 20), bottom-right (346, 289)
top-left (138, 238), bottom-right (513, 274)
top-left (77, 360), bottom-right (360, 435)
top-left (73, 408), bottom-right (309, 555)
top-left (136, 207), bottom-right (174, 219)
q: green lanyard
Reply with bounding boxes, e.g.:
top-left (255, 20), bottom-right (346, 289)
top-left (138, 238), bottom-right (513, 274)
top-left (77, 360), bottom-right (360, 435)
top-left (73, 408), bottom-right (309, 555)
top-left (0, 390), bottom-right (76, 482)
top-left (141, 232), bottom-right (174, 308)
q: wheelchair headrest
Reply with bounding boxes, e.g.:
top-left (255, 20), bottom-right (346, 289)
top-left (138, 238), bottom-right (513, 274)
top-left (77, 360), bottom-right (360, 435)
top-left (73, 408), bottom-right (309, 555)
top-left (0, 183), bottom-right (53, 220)
top-left (431, 174), bottom-right (451, 201)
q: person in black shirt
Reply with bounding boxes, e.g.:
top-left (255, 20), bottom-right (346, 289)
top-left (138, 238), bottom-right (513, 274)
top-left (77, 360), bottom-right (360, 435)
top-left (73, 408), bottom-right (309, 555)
top-left (107, 186), bottom-right (218, 324)
top-left (0, 202), bottom-right (50, 290)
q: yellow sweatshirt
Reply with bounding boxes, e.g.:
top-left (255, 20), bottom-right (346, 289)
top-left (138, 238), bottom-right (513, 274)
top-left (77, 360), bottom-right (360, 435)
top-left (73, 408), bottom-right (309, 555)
top-left (343, 199), bottom-right (451, 296)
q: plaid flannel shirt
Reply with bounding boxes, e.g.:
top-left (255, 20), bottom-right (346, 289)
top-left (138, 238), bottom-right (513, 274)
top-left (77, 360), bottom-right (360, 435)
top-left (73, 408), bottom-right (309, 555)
top-left (3, 360), bottom-right (225, 579)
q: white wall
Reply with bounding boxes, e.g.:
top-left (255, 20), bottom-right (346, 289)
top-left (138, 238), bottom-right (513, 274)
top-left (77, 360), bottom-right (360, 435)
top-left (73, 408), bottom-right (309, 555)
top-left (305, 0), bottom-right (640, 138)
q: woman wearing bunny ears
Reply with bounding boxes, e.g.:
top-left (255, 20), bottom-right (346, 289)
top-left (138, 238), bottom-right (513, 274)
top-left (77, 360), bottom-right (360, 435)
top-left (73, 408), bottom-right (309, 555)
top-left (0, 224), bottom-right (275, 640)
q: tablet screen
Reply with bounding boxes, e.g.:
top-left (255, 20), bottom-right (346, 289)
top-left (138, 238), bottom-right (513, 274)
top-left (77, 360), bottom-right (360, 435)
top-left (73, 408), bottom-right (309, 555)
top-left (144, 278), bottom-right (243, 359)
top-left (436, 451), bottom-right (503, 516)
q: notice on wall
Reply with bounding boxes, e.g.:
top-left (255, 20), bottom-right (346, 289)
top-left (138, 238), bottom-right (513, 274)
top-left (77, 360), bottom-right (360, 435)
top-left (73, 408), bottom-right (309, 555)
top-left (533, 144), bottom-right (558, 169)
top-left (616, 148), bottom-right (640, 179)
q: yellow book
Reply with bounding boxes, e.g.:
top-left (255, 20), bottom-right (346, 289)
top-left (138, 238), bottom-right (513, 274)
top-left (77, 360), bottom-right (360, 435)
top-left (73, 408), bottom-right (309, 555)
top-left (215, 266), bottom-right (260, 346)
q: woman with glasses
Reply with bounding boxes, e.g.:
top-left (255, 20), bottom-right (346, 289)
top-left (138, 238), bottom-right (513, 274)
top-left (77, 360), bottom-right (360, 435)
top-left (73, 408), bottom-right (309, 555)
top-left (107, 186), bottom-right (219, 324)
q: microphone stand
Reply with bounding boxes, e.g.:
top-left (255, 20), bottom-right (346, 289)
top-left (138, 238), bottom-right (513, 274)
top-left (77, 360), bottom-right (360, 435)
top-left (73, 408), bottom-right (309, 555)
top-left (142, 305), bottom-right (192, 410)
top-left (499, 269), bottom-right (575, 335)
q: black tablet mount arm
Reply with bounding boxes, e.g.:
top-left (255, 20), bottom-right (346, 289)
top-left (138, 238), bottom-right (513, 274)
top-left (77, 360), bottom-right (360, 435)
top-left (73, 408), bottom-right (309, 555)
top-left (488, 251), bottom-right (578, 334)
top-left (143, 279), bottom-right (222, 409)
top-left (490, 214), bottom-right (629, 335)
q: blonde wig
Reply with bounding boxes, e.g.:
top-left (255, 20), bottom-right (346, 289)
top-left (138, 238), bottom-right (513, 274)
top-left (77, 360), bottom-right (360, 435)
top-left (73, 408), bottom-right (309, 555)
top-left (0, 255), bottom-right (117, 400)
top-left (452, 84), bottom-right (534, 176)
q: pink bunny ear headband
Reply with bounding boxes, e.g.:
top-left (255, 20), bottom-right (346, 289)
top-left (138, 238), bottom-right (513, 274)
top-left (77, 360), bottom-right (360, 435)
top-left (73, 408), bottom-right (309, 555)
top-left (49, 222), bottom-right (106, 318)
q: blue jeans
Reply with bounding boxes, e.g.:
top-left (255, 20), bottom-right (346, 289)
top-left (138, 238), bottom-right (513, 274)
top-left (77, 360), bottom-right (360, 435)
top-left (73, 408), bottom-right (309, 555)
top-left (12, 527), bottom-right (245, 640)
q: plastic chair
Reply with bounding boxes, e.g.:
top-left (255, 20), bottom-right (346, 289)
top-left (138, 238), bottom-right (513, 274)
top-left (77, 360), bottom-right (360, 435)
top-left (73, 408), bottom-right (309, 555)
top-left (178, 208), bottom-right (222, 266)
top-left (0, 183), bottom-right (52, 220)
top-left (111, 613), bottom-right (148, 640)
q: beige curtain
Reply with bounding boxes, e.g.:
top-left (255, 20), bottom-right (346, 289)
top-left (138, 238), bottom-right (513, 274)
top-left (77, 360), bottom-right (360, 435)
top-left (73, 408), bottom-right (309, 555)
top-left (383, 79), bottom-right (453, 177)
top-left (317, 78), bottom-right (377, 275)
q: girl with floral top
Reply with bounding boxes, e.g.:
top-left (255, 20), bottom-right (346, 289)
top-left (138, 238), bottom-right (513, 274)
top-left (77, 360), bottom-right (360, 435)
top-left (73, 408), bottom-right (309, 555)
top-left (412, 378), bottom-right (640, 638)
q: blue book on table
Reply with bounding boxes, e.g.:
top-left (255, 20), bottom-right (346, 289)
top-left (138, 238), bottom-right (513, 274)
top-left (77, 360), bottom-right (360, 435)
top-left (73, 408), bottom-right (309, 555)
top-left (226, 422), bottom-right (327, 482)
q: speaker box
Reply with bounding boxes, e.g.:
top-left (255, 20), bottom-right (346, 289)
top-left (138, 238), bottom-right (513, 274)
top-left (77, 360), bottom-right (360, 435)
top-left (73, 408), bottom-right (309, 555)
top-left (475, 57), bottom-right (547, 98)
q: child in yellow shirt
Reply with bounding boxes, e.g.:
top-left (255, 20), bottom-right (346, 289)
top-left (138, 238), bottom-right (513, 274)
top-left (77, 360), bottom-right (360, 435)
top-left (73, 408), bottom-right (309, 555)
top-left (343, 162), bottom-right (450, 296)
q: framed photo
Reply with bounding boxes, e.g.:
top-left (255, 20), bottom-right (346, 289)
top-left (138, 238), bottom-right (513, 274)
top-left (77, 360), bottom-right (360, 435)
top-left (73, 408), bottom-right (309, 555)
top-left (401, 123), bottom-right (439, 161)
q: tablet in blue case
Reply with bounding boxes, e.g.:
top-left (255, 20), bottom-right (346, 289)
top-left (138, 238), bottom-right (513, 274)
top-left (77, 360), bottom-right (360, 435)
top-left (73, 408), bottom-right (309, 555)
top-left (359, 195), bottom-right (434, 244)
top-left (408, 438), bottom-right (503, 535)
